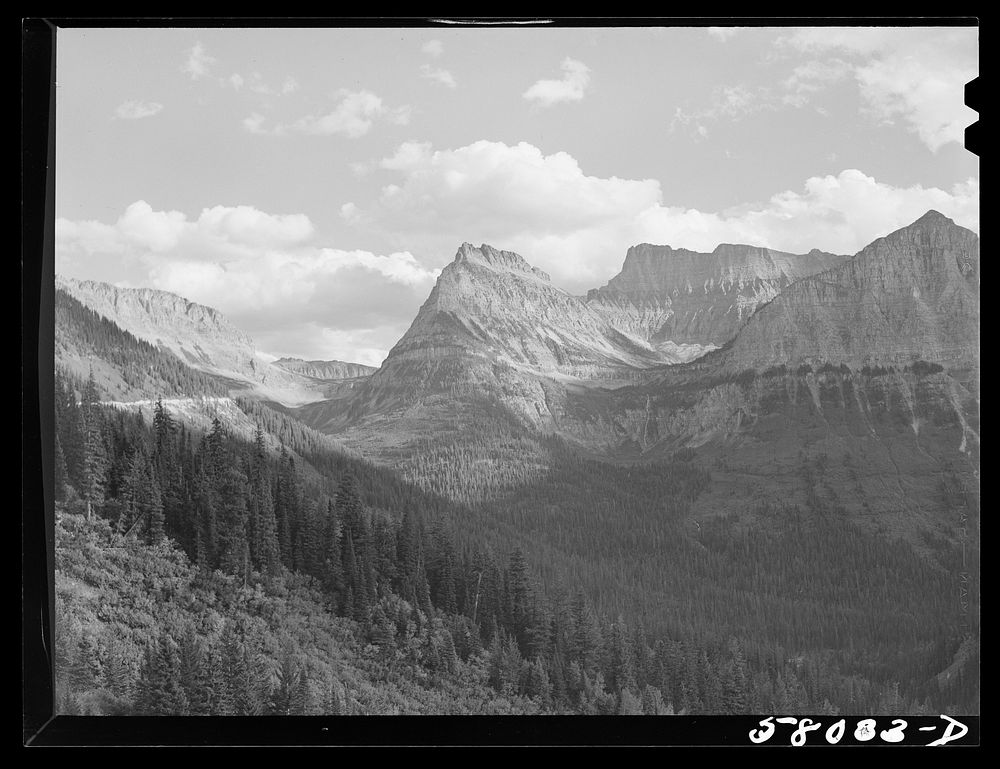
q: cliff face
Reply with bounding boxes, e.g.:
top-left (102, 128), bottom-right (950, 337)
top-left (378, 242), bottom-right (670, 379)
top-left (272, 358), bottom-right (376, 380)
top-left (332, 243), bottom-right (687, 432)
top-left (57, 276), bottom-right (262, 379)
top-left (548, 213), bottom-right (981, 524)
top-left (307, 213), bottom-right (979, 515)
top-left (587, 243), bottom-right (846, 348)
top-left (714, 211), bottom-right (980, 372)
top-left (55, 277), bottom-right (329, 406)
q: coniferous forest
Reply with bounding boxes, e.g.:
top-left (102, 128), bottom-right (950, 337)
top-left (52, 367), bottom-right (979, 716)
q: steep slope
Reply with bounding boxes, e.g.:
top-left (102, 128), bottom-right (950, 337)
top-left (587, 243), bottom-right (846, 350)
top-left (299, 243), bottom-right (681, 440)
top-left (710, 210), bottom-right (980, 372)
top-left (378, 241), bottom-right (670, 380)
top-left (556, 212), bottom-right (980, 535)
top-left (56, 277), bottom-right (327, 406)
top-left (55, 288), bottom-right (232, 402)
top-left (57, 276), bottom-right (261, 378)
top-left (306, 241), bottom-right (849, 440)
top-left (55, 512), bottom-right (545, 716)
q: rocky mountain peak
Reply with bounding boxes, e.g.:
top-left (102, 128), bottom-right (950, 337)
top-left (715, 211), bottom-right (980, 371)
top-left (912, 209), bottom-right (954, 226)
top-left (453, 242), bottom-right (552, 282)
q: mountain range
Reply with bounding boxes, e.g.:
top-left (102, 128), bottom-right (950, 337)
top-left (57, 212), bottom-right (980, 517)
top-left (51, 208), bottom-right (981, 715)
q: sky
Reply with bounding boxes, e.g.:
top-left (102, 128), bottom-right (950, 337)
top-left (54, 23), bottom-right (979, 367)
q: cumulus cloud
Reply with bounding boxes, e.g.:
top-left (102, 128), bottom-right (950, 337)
top-left (113, 100), bottom-right (164, 120)
top-left (778, 26), bottom-right (978, 151)
top-left (421, 39), bottom-right (444, 57)
top-left (421, 64), bottom-right (457, 88)
top-left (523, 58), bottom-right (590, 107)
top-left (55, 201), bottom-right (440, 364)
top-left (183, 42), bottom-right (216, 80)
top-left (344, 140), bottom-right (979, 293)
top-left (252, 90), bottom-right (411, 137)
top-left (633, 170), bottom-right (979, 256)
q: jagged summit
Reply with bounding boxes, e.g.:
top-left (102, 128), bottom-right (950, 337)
top-left (453, 242), bottom-right (552, 282)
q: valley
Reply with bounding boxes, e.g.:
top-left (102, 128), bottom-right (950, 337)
top-left (51, 210), bottom-right (980, 716)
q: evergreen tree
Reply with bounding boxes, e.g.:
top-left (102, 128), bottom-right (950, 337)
top-left (607, 616), bottom-right (636, 694)
top-left (271, 643), bottom-right (299, 715)
top-left (177, 626), bottom-right (211, 715)
top-left (54, 434), bottom-right (70, 503)
top-left (80, 370), bottom-right (107, 520)
top-left (506, 548), bottom-right (532, 651)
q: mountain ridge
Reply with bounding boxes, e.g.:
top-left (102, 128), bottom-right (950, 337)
top-left (56, 276), bottom-right (330, 406)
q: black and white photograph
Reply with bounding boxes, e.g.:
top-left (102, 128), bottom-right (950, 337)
top-left (24, 17), bottom-right (979, 746)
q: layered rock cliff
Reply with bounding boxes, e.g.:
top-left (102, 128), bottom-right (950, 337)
top-left (555, 212), bottom-right (981, 496)
top-left (711, 210), bottom-right (980, 373)
top-left (587, 243), bottom-right (846, 349)
top-left (55, 277), bottom-right (328, 406)
top-left (272, 358), bottom-right (377, 380)
top-left (57, 276), bottom-right (262, 379)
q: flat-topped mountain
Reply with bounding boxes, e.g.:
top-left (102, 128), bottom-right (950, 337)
top-left (272, 357), bottom-right (377, 380)
top-left (302, 240), bottom-right (848, 435)
top-left (587, 243), bottom-right (847, 349)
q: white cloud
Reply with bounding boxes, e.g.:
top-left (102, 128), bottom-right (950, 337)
top-left (265, 89), bottom-right (411, 137)
top-left (282, 76), bottom-right (299, 94)
top-left (247, 71), bottom-right (278, 96)
top-left (182, 42), bottom-right (216, 80)
top-left (56, 202), bottom-right (440, 364)
top-left (783, 59), bottom-right (852, 94)
top-left (228, 73), bottom-right (244, 91)
top-left (346, 140), bottom-right (979, 293)
top-left (421, 39), bottom-right (444, 57)
top-left (707, 27), bottom-right (743, 42)
top-left (242, 113), bottom-right (267, 134)
top-left (778, 27), bottom-right (978, 151)
top-left (523, 57), bottom-right (591, 107)
top-left (421, 64), bottom-right (457, 88)
top-left (58, 201), bottom-right (313, 260)
top-left (633, 170), bottom-right (980, 256)
top-left (114, 100), bottom-right (164, 120)
top-left (670, 84), bottom-right (778, 134)
top-left (196, 205), bottom-right (314, 247)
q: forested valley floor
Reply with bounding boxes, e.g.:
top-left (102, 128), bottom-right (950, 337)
top-left (53, 367), bottom-right (979, 716)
